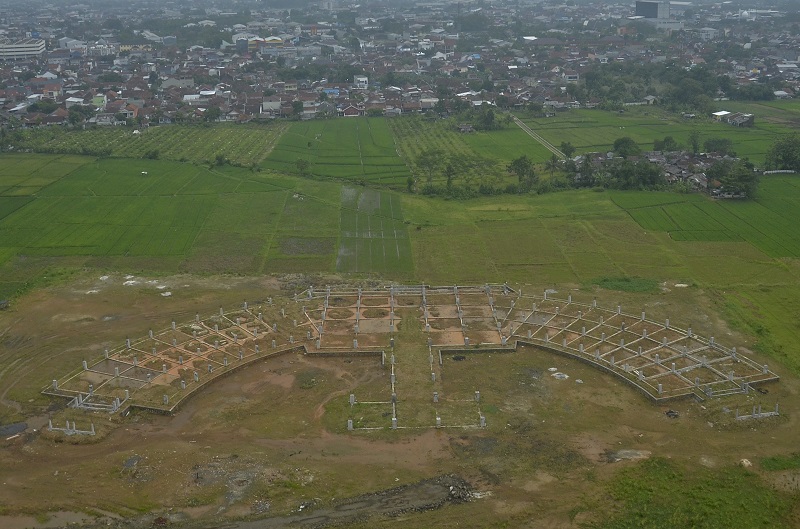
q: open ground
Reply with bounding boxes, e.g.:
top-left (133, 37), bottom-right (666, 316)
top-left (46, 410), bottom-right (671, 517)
top-left (2, 275), bottom-right (800, 529)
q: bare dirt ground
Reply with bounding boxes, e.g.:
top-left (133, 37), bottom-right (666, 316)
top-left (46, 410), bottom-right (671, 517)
top-left (1, 274), bottom-right (800, 528)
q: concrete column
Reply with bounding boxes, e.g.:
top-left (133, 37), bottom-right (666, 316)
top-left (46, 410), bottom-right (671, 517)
top-left (433, 392), bottom-right (439, 403)
top-left (349, 394), bottom-right (355, 406)
top-left (475, 391), bottom-right (480, 402)
top-left (347, 419), bottom-right (353, 431)
top-left (436, 416), bottom-right (441, 428)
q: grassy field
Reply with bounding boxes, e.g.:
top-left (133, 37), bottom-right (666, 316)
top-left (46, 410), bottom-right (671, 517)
top-left (517, 107), bottom-right (783, 164)
top-left (4, 155), bottom-right (800, 295)
top-left (7, 123), bottom-right (287, 166)
top-left (262, 118), bottom-right (411, 186)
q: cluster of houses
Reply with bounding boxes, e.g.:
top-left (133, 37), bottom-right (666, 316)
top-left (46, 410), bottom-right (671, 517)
top-left (0, 0), bottom-right (796, 128)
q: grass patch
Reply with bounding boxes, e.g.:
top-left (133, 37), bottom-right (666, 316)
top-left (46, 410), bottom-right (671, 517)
top-left (593, 276), bottom-right (659, 293)
top-left (761, 453), bottom-right (800, 471)
top-left (594, 457), bottom-right (794, 529)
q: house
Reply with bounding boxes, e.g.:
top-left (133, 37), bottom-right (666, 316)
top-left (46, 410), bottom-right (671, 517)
top-left (340, 105), bottom-right (364, 117)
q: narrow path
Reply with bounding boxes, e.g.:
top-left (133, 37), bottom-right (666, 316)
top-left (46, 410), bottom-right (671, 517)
top-left (512, 116), bottom-right (565, 159)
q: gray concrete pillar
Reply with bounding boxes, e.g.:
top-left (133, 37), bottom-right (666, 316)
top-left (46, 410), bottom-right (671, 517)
top-left (347, 419), bottom-right (353, 431)
top-left (433, 392), bottom-right (439, 403)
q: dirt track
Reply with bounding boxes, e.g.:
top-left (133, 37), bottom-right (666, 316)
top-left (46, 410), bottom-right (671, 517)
top-left (233, 475), bottom-right (471, 528)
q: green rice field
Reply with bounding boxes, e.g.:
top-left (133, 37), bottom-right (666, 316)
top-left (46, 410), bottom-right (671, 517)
top-left (263, 118), bottom-right (411, 186)
top-left (7, 123), bottom-right (287, 166)
top-left (518, 107), bottom-right (783, 164)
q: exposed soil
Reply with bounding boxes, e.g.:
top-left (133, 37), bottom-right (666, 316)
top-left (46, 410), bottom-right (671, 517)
top-left (2, 274), bottom-right (800, 529)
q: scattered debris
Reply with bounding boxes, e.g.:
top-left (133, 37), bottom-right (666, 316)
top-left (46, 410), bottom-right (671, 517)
top-left (575, 379), bottom-right (583, 384)
top-left (675, 283), bottom-right (689, 288)
top-left (123, 280), bottom-right (139, 286)
top-left (665, 409), bottom-right (679, 419)
top-left (452, 355), bottom-right (466, 361)
top-left (551, 372), bottom-right (569, 380)
top-left (547, 367), bottom-right (558, 372)
top-left (606, 449), bottom-right (652, 463)
top-left (161, 292), bottom-right (172, 297)
top-left (756, 387), bottom-right (769, 395)
top-left (740, 458), bottom-right (753, 468)
top-left (99, 275), bottom-right (109, 281)
top-left (86, 290), bottom-right (99, 294)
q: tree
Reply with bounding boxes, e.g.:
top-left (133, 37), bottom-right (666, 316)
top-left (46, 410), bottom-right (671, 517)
top-left (507, 155), bottom-right (536, 190)
top-left (27, 100), bottom-right (58, 114)
top-left (508, 155), bottom-right (533, 183)
top-left (653, 135), bottom-right (680, 152)
top-left (703, 137), bottom-right (734, 156)
top-left (295, 158), bottom-right (311, 177)
top-left (292, 100), bottom-right (304, 117)
top-left (416, 149), bottom-right (444, 183)
top-left (766, 134), bottom-right (800, 171)
top-left (708, 160), bottom-right (759, 198)
top-left (545, 153), bottom-right (561, 178)
top-left (613, 136), bottom-right (640, 158)
top-left (688, 130), bottom-right (700, 154)
top-left (560, 142), bottom-right (576, 159)
top-left (204, 106), bottom-right (221, 122)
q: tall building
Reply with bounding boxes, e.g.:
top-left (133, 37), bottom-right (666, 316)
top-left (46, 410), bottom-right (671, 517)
top-left (0, 38), bottom-right (46, 60)
top-left (633, 1), bottom-right (683, 31)
top-left (635, 1), bottom-right (669, 19)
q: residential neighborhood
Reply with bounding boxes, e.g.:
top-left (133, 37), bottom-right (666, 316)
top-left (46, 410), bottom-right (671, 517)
top-left (0, 0), bottom-right (795, 128)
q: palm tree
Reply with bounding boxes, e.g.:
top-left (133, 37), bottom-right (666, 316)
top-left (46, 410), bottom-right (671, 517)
top-left (545, 153), bottom-right (560, 178)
